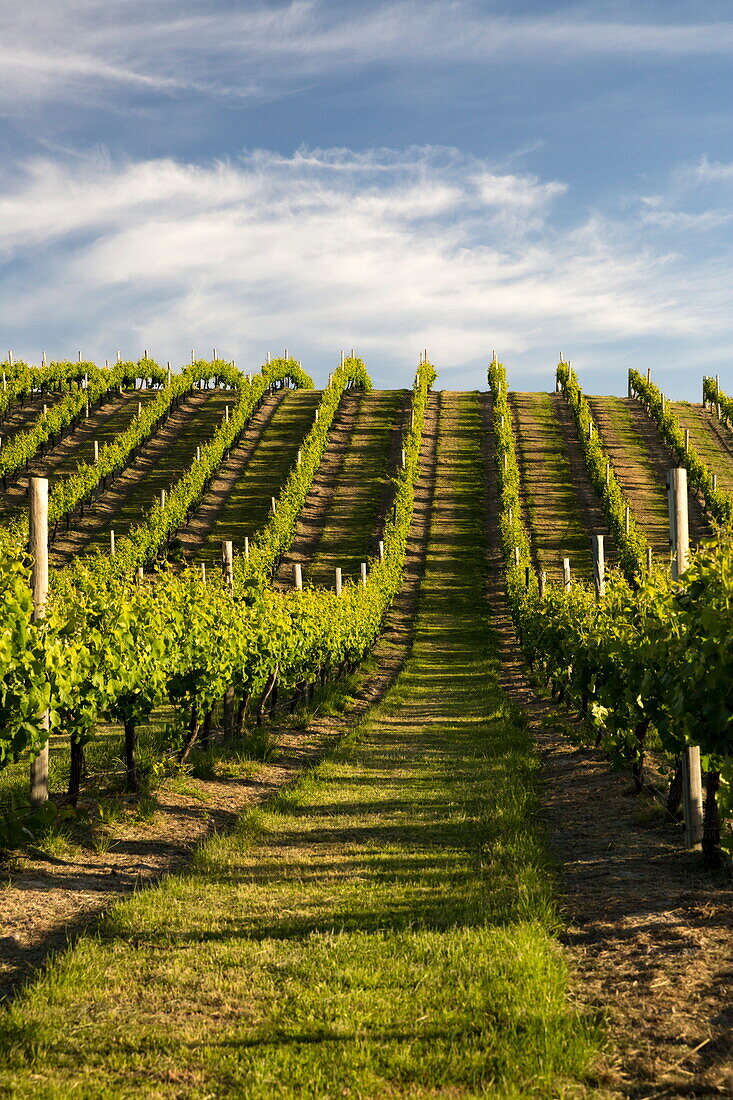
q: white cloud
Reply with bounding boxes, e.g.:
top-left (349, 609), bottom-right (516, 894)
top-left (1, 145), bottom-right (729, 384)
top-left (1, 2), bottom-right (732, 112)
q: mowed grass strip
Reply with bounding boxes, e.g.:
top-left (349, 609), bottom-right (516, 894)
top-left (586, 395), bottom-right (673, 555)
top-left (197, 390), bottom-right (321, 562)
top-left (308, 390), bottom-right (408, 586)
top-left (0, 392), bottom-right (600, 1099)
top-left (671, 401), bottom-right (733, 495)
top-left (511, 391), bottom-right (596, 582)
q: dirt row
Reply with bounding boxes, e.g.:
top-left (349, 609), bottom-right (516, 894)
top-left (482, 392), bottom-right (733, 1098)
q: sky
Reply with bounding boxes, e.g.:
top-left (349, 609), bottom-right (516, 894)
top-left (0, 0), bottom-right (731, 395)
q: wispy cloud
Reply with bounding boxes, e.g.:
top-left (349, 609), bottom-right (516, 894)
top-left (1, 145), bottom-right (729, 386)
top-left (2, 2), bottom-right (732, 112)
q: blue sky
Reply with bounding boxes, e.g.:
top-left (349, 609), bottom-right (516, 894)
top-left (0, 1), bottom-right (731, 395)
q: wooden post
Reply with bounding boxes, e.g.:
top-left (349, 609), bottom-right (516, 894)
top-left (335, 567), bottom-right (342, 595)
top-left (270, 496), bottom-right (276, 515)
top-left (225, 405), bottom-right (230, 423)
top-left (243, 536), bottom-right (249, 560)
top-left (647, 367), bottom-right (651, 382)
top-left (360, 562), bottom-right (367, 587)
top-left (221, 540), bottom-right (234, 588)
top-left (29, 478), bottom-right (49, 808)
top-left (562, 557), bottom-right (571, 591)
top-left (196, 445), bottom-right (201, 462)
top-left (712, 473), bottom-right (718, 492)
top-left (293, 563), bottom-right (303, 590)
top-left (605, 463), bottom-right (611, 489)
top-left (646, 546), bottom-right (653, 573)
top-left (524, 565), bottom-right (531, 590)
top-left (378, 540), bottom-right (384, 562)
top-left (297, 448), bottom-right (302, 467)
top-left (670, 468), bottom-right (689, 581)
top-left (160, 488), bottom-right (166, 508)
top-left (400, 448), bottom-right (406, 469)
top-left (538, 570), bottom-right (547, 598)
top-left (625, 506), bottom-right (630, 535)
top-left (684, 428), bottom-right (690, 454)
top-left (668, 466), bottom-right (703, 849)
top-left (136, 565), bottom-right (144, 583)
top-left (592, 534), bottom-right (605, 598)
top-left (110, 529), bottom-right (116, 556)
top-left (513, 546), bottom-right (520, 568)
top-left (627, 373), bottom-right (633, 398)
top-left (201, 562), bottom-right (206, 582)
top-left (93, 439), bottom-right (99, 463)
top-left (137, 401), bottom-right (142, 417)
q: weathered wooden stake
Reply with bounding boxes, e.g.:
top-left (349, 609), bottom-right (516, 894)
top-left (646, 546), bottom-right (653, 573)
top-left (196, 445), bottom-right (201, 462)
top-left (243, 536), bottom-right (249, 559)
top-left (513, 546), bottom-right (520, 568)
top-left (29, 478), bottom-right (49, 808)
top-left (524, 565), bottom-right (531, 590)
top-left (400, 448), bottom-right (406, 469)
top-left (378, 540), bottom-right (385, 562)
top-left (668, 466), bottom-right (703, 849)
top-left (713, 473), bottom-right (718, 492)
top-left (647, 367), bottom-right (651, 382)
top-left (110, 529), bottom-right (116, 556)
top-left (201, 562), bottom-right (206, 582)
top-left (562, 557), bottom-right (571, 591)
top-left (360, 562), bottom-right (367, 587)
top-left (293, 563), bottom-right (303, 590)
top-left (538, 570), bottom-right (547, 598)
top-left (592, 534), bottom-right (605, 599)
top-left (93, 439), bottom-right (99, 463)
top-left (335, 567), bottom-right (342, 596)
top-left (160, 488), bottom-right (166, 508)
top-left (684, 428), bottom-right (690, 454)
top-left (270, 496), bottom-right (276, 515)
top-left (221, 540), bottom-right (234, 588)
top-left (625, 506), bottom-right (630, 535)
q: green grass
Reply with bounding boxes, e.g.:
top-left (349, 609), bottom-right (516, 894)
top-left (0, 392), bottom-right (161, 523)
top-left (79, 389), bottom-right (233, 551)
top-left (511, 392), bottom-right (596, 582)
top-left (671, 401), bottom-right (733, 495)
top-left (308, 390), bottom-right (408, 587)
top-left (197, 390), bottom-right (322, 563)
top-left (586, 395), bottom-right (672, 554)
top-left (0, 391), bottom-right (601, 1098)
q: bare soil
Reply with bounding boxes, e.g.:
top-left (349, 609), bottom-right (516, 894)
top-left (0, 391), bottom-right (440, 1006)
top-left (481, 393), bottom-right (733, 1100)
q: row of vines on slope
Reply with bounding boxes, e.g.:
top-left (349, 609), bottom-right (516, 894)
top-left (491, 359), bottom-right (731, 867)
top-left (0, 359), bottom-right (435, 841)
top-left (53, 356), bottom-right (314, 577)
top-left (0, 360), bottom-right (167, 489)
top-left (628, 369), bottom-right (733, 526)
top-left (555, 361), bottom-right (649, 581)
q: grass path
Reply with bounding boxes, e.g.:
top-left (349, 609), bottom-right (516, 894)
top-left (49, 389), bottom-right (231, 560)
top-left (671, 402), bottom-right (733, 495)
top-left (587, 396), bottom-right (711, 554)
top-left (190, 389), bottom-right (322, 563)
top-left (307, 389), bottom-right (408, 586)
top-left (0, 392), bottom-right (598, 1098)
top-left (0, 391), bottom-right (159, 523)
top-left (511, 391), bottom-right (609, 582)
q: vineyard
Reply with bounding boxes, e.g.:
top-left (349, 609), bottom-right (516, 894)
top-left (1, 353), bottom-right (732, 1097)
